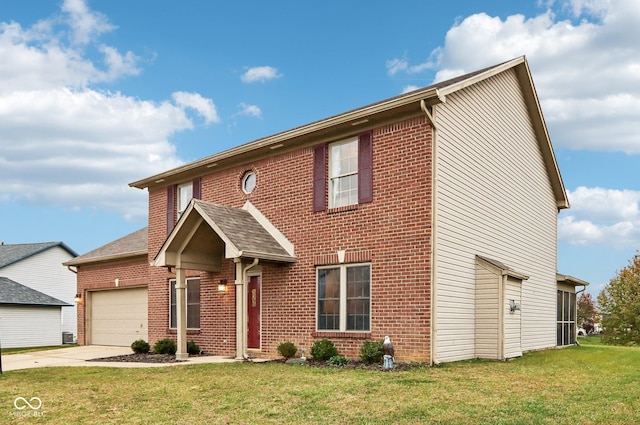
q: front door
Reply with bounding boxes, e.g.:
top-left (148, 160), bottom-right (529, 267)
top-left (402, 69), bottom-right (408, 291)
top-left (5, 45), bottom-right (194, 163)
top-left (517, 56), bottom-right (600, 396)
top-left (247, 276), bottom-right (261, 349)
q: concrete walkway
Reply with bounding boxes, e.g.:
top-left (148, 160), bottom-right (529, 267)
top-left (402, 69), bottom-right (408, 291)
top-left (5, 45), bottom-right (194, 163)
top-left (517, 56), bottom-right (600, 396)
top-left (1, 345), bottom-right (237, 372)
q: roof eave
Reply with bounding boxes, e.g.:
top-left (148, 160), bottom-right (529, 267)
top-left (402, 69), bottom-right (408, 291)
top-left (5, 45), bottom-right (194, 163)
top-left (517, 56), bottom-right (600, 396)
top-left (64, 250), bottom-right (148, 267)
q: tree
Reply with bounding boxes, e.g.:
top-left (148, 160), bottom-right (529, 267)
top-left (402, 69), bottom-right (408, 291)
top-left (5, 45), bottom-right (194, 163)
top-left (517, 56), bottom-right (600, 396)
top-left (597, 254), bottom-right (640, 345)
top-left (577, 293), bottom-right (598, 334)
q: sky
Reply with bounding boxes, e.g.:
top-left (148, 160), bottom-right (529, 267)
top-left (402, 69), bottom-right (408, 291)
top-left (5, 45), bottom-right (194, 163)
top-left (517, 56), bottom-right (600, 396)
top-left (0, 0), bottom-right (638, 298)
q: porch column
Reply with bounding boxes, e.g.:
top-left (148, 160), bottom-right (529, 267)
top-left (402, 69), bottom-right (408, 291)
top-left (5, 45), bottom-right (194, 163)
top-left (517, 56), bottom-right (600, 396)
top-left (175, 267), bottom-right (188, 361)
top-left (234, 259), bottom-right (245, 360)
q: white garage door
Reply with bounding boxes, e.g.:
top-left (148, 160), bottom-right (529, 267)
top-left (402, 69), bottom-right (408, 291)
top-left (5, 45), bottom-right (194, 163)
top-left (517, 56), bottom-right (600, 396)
top-left (90, 287), bottom-right (148, 346)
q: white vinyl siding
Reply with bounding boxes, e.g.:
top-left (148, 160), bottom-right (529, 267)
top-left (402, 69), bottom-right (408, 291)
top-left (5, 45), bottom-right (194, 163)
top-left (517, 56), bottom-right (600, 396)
top-left (1, 246), bottom-right (77, 337)
top-left (0, 306), bottom-right (62, 348)
top-left (474, 263), bottom-right (500, 359)
top-left (435, 68), bottom-right (558, 362)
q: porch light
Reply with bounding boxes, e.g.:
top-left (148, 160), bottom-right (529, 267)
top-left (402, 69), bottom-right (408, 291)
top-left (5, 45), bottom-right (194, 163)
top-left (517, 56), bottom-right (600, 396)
top-left (218, 279), bottom-right (228, 292)
top-left (74, 293), bottom-right (82, 303)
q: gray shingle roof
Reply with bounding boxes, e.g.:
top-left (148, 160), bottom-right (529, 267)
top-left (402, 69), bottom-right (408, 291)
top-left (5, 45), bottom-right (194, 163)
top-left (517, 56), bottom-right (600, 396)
top-left (0, 242), bottom-right (78, 269)
top-left (64, 227), bottom-right (148, 266)
top-left (0, 277), bottom-right (72, 306)
top-left (195, 201), bottom-right (292, 259)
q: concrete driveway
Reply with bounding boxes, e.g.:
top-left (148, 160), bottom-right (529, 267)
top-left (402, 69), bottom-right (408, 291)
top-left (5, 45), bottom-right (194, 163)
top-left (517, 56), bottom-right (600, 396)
top-left (1, 345), bottom-right (236, 372)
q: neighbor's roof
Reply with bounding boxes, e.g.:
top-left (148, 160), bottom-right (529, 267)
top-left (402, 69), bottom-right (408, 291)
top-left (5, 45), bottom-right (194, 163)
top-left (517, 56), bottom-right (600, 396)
top-left (0, 277), bottom-right (72, 307)
top-left (63, 227), bottom-right (148, 267)
top-left (557, 273), bottom-right (590, 287)
top-left (129, 56), bottom-right (568, 210)
top-left (0, 242), bottom-right (78, 269)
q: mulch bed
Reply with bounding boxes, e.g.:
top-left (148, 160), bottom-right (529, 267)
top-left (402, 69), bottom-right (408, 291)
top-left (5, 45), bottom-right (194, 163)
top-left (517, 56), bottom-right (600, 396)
top-left (87, 352), bottom-right (188, 363)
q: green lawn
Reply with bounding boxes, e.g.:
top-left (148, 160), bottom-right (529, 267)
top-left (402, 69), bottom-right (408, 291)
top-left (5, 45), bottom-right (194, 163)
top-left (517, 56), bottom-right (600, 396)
top-left (1, 337), bottom-right (638, 424)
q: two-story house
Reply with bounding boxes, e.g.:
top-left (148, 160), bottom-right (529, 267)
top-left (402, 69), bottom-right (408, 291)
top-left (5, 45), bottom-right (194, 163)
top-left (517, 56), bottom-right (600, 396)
top-left (67, 56), bottom-right (586, 363)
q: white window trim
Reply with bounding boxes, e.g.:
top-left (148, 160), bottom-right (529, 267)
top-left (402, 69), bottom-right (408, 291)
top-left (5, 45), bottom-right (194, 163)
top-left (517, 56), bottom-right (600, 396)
top-left (242, 171), bottom-right (257, 194)
top-left (316, 263), bottom-right (371, 333)
top-left (169, 277), bottom-right (201, 330)
top-left (328, 137), bottom-right (358, 209)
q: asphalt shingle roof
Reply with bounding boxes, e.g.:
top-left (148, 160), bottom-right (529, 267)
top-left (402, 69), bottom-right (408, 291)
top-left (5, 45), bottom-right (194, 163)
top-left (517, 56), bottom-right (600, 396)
top-left (0, 242), bottom-right (77, 269)
top-left (64, 227), bottom-right (148, 266)
top-left (0, 277), bottom-right (71, 306)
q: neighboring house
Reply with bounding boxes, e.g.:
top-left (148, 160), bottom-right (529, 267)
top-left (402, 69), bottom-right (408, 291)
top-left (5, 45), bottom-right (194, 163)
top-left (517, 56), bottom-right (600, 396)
top-left (0, 277), bottom-right (72, 348)
top-left (0, 241), bottom-right (78, 346)
top-left (68, 56), bottom-right (588, 363)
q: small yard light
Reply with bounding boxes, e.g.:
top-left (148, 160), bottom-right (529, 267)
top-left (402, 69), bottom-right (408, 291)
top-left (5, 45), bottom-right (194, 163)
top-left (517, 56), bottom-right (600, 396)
top-left (218, 279), bottom-right (228, 292)
top-left (74, 293), bottom-right (82, 303)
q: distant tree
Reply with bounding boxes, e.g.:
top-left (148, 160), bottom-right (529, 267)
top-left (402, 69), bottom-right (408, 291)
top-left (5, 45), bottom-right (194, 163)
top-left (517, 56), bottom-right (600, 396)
top-left (597, 254), bottom-right (640, 345)
top-left (577, 293), bottom-right (598, 334)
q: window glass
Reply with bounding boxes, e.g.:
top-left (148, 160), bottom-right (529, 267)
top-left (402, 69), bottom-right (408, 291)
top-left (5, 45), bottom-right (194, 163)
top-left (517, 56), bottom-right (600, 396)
top-left (242, 171), bottom-right (256, 194)
top-left (317, 264), bottom-right (370, 332)
top-left (329, 139), bottom-right (358, 208)
top-left (177, 183), bottom-right (193, 217)
top-left (170, 278), bottom-right (201, 329)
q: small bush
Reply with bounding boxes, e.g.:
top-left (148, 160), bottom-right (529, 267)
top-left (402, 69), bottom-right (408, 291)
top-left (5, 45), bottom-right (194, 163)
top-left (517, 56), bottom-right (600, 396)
top-left (277, 341), bottom-right (298, 359)
top-left (131, 339), bottom-right (150, 354)
top-left (153, 338), bottom-right (177, 355)
top-left (311, 339), bottom-right (338, 361)
top-left (360, 340), bottom-right (384, 364)
top-left (328, 355), bottom-right (351, 366)
top-left (187, 340), bottom-right (200, 355)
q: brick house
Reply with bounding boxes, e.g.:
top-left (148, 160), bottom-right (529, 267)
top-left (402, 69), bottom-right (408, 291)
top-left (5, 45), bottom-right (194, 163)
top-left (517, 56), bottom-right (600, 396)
top-left (67, 56), bottom-right (585, 363)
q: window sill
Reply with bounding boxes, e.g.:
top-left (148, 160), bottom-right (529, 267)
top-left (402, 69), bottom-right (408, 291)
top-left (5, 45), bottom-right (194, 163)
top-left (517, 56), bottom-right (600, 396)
top-left (327, 204), bottom-right (359, 214)
top-left (312, 331), bottom-right (371, 340)
top-left (168, 329), bottom-right (201, 335)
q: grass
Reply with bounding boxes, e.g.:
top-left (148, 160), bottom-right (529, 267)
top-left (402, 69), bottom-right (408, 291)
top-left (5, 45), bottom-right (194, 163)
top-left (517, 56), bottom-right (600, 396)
top-left (1, 337), bottom-right (638, 424)
top-left (1, 344), bottom-right (77, 355)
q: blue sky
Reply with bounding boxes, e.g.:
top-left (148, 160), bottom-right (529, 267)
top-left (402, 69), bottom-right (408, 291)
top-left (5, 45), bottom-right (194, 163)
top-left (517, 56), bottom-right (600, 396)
top-left (1, 0), bottom-right (639, 298)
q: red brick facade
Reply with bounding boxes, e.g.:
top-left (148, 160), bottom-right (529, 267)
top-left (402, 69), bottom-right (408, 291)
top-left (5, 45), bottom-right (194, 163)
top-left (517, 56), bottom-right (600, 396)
top-left (149, 116), bottom-right (432, 361)
top-left (78, 115), bottom-right (433, 362)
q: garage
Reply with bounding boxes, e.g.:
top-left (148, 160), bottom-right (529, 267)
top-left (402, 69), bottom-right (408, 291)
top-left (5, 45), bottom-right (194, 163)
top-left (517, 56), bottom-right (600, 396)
top-left (89, 287), bottom-right (148, 346)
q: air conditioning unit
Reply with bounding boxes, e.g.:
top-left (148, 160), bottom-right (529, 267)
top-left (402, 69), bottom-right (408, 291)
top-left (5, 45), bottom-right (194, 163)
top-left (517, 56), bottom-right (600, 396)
top-left (62, 332), bottom-right (74, 344)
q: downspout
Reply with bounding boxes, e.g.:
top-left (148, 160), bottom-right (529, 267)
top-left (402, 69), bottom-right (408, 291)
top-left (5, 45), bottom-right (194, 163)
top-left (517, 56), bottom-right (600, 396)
top-left (242, 258), bottom-right (259, 360)
top-left (422, 99), bottom-right (439, 365)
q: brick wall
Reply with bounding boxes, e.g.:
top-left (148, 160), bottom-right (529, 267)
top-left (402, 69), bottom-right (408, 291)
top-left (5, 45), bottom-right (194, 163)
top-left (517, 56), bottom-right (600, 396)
top-left (75, 257), bottom-right (149, 345)
top-left (146, 115), bottom-right (433, 362)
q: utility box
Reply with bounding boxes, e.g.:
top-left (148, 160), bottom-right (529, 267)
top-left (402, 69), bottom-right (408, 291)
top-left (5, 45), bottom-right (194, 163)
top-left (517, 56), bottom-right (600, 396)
top-left (62, 332), bottom-right (74, 344)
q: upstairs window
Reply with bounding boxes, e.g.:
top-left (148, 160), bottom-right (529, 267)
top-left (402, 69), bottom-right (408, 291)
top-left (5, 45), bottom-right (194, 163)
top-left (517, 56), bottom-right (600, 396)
top-left (177, 182), bottom-right (193, 218)
top-left (329, 138), bottom-right (359, 208)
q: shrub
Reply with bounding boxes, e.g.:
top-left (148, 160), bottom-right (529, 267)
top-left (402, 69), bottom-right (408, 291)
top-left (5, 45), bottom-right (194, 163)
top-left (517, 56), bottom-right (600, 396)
top-left (187, 340), bottom-right (201, 355)
top-left (153, 338), bottom-right (177, 355)
top-left (131, 339), bottom-right (150, 354)
top-left (277, 341), bottom-right (298, 359)
top-left (328, 355), bottom-right (351, 366)
top-left (360, 340), bottom-right (384, 364)
top-left (311, 339), bottom-right (338, 361)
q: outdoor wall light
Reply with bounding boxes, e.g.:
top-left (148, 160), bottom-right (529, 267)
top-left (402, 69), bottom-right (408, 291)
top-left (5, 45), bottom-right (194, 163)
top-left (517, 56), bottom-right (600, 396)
top-left (509, 299), bottom-right (520, 313)
top-left (74, 293), bottom-right (82, 303)
top-left (218, 279), bottom-right (228, 292)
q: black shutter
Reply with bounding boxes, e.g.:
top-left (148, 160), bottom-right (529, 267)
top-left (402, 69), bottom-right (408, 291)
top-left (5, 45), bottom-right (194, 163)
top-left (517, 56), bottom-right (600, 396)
top-left (192, 177), bottom-right (202, 200)
top-left (167, 185), bottom-right (176, 234)
top-left (313, 144), bottom-right (327, 211)
top-left (358, 131), bottom-right (373, 204)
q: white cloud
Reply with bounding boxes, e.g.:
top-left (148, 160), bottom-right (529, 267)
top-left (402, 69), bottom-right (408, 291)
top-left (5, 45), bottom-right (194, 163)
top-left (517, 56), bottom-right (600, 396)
top-left (389, 0), bottom-right (640, 154)
top-left (240, 66), bottom-right (282, 83)
top-left (172, 91), bottom-right (220, 124)
top-left (558, 186), bottom-right (640, 248)
top-left (238, 103), bottom-right (262, 118)
top-left (0, 0), bottom-right (218, 220)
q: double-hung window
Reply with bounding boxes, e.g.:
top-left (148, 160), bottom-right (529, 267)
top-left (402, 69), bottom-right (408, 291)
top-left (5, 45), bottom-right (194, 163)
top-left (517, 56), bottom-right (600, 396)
top-left (169, 278), bottom-right (201, 329)
top-left (329, 138), bottom-right (359, 208)
top-left (317, 264), bottom-right (371, 332)
top-left (177, 182), bottom-right (193, 218)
